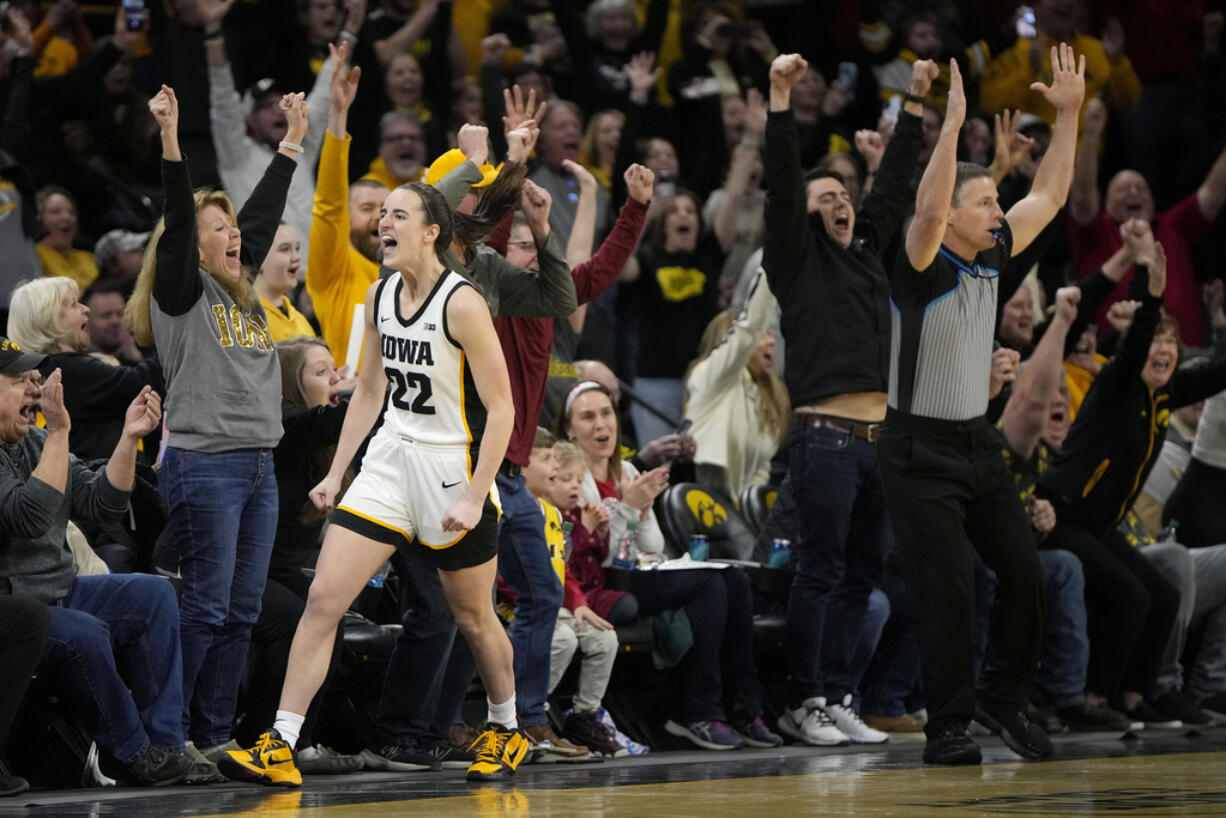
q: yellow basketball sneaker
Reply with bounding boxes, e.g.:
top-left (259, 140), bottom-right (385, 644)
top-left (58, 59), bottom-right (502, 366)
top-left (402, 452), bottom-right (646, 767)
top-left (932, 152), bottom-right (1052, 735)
top-left (465, 723), bottom-right (531, 782)
top-left (217, 730), bottom-right (302, 787)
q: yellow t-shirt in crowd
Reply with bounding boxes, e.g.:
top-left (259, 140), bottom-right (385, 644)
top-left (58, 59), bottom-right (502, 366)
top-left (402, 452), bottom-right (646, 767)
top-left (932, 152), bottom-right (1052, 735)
top-left (258, 295), bottom-right (316, 343)
top-left (37, 244), bottom-right (98, 290)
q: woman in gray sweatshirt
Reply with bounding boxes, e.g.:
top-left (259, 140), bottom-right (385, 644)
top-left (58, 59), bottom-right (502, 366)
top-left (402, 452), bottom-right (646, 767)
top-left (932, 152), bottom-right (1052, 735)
top-left (124, 84), bottom-right (309, 758)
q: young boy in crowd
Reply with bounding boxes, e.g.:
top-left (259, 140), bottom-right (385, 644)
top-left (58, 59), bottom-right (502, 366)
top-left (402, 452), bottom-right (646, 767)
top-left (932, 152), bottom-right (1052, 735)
top-left (521, 429), bottom-right (627, 757)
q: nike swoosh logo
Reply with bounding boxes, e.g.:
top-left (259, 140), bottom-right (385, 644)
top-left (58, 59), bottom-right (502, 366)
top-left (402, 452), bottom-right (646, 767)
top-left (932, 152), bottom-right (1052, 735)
top-left (442, 480), bottom-right (463, 489)
top-left (267, 757), bottom-right (295, 766)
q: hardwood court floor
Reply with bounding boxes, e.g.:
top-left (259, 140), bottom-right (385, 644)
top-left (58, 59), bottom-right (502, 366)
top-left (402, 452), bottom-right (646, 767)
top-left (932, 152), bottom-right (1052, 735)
top-left (5, 730), bottom-right (1226, 816)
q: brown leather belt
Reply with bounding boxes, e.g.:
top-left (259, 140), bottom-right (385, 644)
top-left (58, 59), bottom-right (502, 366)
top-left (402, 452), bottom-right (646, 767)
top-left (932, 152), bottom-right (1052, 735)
top-left (793, 412), bottom-right (881, 443)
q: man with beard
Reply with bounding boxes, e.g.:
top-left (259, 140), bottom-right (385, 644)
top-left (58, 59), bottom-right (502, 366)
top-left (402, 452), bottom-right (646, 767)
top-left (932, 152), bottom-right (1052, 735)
top-left (360, 111), bottom-right (428, 189)
top-left (307, 43), bottom-right (388, 367)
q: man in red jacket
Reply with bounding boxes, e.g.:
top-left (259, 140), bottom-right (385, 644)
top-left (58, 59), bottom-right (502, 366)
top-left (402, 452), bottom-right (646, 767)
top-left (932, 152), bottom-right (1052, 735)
top-left (492, 160), bottom-right (652, 755)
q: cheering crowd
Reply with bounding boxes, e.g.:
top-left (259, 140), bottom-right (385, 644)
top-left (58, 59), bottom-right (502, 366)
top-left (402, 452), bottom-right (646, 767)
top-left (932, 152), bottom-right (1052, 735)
top-left (3, 0), bottom-right (1226, 794)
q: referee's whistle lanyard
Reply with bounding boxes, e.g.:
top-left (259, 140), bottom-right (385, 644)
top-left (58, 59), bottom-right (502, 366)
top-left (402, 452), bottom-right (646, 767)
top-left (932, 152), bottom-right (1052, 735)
top-left (938, 247), bottom-right (998, 280)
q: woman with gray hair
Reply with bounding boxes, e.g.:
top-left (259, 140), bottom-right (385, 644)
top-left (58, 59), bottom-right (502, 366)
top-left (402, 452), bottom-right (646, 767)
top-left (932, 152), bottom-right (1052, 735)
top-left (7, 276), bottom-right (162, 462)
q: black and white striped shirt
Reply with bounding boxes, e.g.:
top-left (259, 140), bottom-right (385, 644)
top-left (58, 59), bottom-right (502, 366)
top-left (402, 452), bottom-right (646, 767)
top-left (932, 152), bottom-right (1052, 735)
top-left (888, 221), bottom-right (1017, 421)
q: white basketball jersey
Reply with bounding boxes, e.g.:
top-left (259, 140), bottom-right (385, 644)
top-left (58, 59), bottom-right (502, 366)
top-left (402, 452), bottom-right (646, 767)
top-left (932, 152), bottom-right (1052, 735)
top-left (374, 270), bottom-right (486, 454)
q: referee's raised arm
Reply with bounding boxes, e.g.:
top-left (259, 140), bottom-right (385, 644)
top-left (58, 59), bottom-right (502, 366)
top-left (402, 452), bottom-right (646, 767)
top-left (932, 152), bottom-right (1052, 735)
top-left (906, 58), bottom-right (965, 273)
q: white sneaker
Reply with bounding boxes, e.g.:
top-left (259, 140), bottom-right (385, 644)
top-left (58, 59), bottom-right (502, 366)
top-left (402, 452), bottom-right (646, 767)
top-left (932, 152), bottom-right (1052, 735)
top-left (775, 697), bottom-right (850, 746)
top-left (822, 695), bottom-right (888, 744)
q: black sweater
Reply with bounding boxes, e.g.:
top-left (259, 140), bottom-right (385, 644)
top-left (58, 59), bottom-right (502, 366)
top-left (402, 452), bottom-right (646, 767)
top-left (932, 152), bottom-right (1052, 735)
top-left (270, 400), bottom-right (347, 595)
top-left (1038, 284), bottom-right (1226, 537)
top-left (762, 107), bottom-right (923, 408)
top-left (48, 352), bottom-right (164, 463)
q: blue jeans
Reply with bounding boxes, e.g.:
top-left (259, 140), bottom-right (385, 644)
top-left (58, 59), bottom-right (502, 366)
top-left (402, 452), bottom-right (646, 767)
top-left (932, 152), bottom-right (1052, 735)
top-left (862, 570), bottom-right (922, 717)
top-left (847, 587), bottom-right (890, 712)
top-left (974, 549), bottom-right (1090, 709)
top-left (160, 446), bottom-right (278, 746)
top-left (41, 574), bottom-right (184, 763)
top-left (496, 471), bottom-right (563, 727)
top-left (1036, 549), bottom-right (1090, 709)
top-left (786, 424), bottom-right (891, 704)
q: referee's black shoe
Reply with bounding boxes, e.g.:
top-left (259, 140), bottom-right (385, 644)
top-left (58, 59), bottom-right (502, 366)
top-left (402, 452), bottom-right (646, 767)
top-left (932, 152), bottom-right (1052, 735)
top-left (922, 723), bottom-right (982, 765)
top-left (975, 706), bottom-right (1055, 759)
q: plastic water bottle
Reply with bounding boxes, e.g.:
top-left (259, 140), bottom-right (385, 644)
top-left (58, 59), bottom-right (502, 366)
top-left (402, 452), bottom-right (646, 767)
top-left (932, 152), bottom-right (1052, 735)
top-left (1160, 518), bottom-right (1179, 543)
top-left (561, 520), bottom-right (574, 562)
top-left (688, 533), bottom-right (709, 562)
top-left (367, 560), bottom-right (391, 588)
top-left (612, 521), bottom-right (638, 570)
top-left (767, 538), bottom-right (792, 569)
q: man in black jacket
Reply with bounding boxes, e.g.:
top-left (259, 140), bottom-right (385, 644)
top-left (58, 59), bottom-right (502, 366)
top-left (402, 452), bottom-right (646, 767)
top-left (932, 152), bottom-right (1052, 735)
top-left (763, 52), bottom-right (934, 747)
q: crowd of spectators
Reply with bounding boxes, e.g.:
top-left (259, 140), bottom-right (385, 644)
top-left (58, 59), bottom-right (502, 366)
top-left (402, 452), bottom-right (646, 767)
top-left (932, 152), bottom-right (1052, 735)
top-left (4, 0), bottom-right (1226, 794)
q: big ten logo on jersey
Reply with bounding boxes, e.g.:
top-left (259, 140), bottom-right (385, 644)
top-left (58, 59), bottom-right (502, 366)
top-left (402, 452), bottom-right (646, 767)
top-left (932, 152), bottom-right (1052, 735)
top-left (212, 305), bottom-right (272, 351)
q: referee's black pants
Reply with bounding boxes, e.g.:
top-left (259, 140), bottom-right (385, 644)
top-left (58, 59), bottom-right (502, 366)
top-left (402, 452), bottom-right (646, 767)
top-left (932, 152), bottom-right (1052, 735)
top-left (878, 410), bottom-right (1044, 738)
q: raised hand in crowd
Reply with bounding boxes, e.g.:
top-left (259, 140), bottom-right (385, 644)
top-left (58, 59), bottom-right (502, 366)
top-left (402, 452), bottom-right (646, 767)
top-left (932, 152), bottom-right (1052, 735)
top-left (329, 41), bottom-right (362, 112)
top-left (626, 51), bottom-right (660, 105)
top-left (1107, 300), bottom-right (1141, 335)
top-left (563, 159), bottom-right (597, 196)
top-left (1121, 217), bottom-right (1156, 266)
top-left (503, 84), bottom-right (546, 138)
top-left (580, 500), bottom-right (611, 538)
top-left (123, 387), bottom-right (162, 441)
top-left (768, 53), bottom-right (808, 110)
top-left (1148, 241), bottom-right (1168, 297)
top-left (624, 163), bottom-right (655, 204)
top-left (45, 0), bottom-right (77, 29)
top-left (149, 84), bottom-right (181, 160)
top-left (619, 464), bottom-right (670, 512)
top-left (855, 129), bottom-right (885, 175)
top-left (1030, 43), bottom-right (1086, 114)
top-left (457, 122), bottom-right (490, 166)
top-left (989, 109), bottom-right (1035, 182)
top-left (908, 58), bottom-right (939, 100)
top-left (521, 180), bottom-right (553, 240)
top-left (1053, 284), bottom-right (1081, 325)
top-left (278, 93), bottom-right (309, 160)
top-left (3, 5), bottom-right (32, 52)
top-left (341, 0), bottom-right (366, 34)
top-left (39, 369), bottom-right (69, 435)
top-left (506, 120), bottom-right (539, 164)
top-left (988, 346), bottom-right (1021, 400)
top-left (482, 32), bottom-right (511, 66)
top-left (744, 88), bottom-right (768, 146)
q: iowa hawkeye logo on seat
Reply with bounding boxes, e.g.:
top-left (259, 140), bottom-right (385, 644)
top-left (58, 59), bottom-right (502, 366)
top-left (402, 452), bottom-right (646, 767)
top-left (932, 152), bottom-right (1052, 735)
top-left (382, 335), bottom-right (435, 366)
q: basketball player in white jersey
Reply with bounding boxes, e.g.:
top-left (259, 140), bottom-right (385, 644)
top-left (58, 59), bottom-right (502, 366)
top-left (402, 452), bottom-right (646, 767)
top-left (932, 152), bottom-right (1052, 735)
top-left (220, 182), bottom-right (525, 785)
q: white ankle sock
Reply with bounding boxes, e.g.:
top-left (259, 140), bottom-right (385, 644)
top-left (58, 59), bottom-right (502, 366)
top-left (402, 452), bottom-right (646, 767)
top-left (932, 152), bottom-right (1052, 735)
top-left (488, 695), bottom-right (517, 729)
top-left (272, 710), bottom-right (305, 749)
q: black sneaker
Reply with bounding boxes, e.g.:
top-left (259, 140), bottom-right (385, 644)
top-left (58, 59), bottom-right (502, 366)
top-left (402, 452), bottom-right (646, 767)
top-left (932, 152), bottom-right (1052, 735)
top-left (1026, 702), bottom-right (1065, 735)
top-left (1197, 691), bottom-right (1226, 719)
top-left (124, 746), bottom-right (195, 786)
top-left (1056, 701), bottom-right (1133, 732)
top-left (1150, 690), bottom-right (1213, 726)
top-left (922, 723), bottom-right (981, 765)
top-left (1119, 698), bottom-right (1182, 729)
top-left (975, 706), bottom-right (1054, 759)
top-left (422, 742), bottom-right (477, 770)
top-left (359, 743), bottom-right (441, 772)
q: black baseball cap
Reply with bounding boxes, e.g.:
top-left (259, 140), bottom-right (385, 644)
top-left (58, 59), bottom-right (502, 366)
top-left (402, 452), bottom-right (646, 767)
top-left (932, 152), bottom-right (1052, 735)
top-left (0, 338), bottom-right (47, 375)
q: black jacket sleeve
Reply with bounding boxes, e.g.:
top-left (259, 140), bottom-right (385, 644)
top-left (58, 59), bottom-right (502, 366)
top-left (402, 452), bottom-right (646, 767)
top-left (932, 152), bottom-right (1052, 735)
top-left (236, 153), bottom-right (297, 270)
top-left (762, 110), bottom-right (807, 297)
top-left (857, 108), bottom-right (921, 255)
top-left (152, 158), bottom-right (205, 315)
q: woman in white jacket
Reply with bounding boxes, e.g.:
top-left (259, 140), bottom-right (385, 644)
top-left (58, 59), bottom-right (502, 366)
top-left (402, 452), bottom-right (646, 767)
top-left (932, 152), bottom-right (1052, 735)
top-left (557, 382), bottom-right (779, 751)
top-left (684, 269), bottom-right (787, 500)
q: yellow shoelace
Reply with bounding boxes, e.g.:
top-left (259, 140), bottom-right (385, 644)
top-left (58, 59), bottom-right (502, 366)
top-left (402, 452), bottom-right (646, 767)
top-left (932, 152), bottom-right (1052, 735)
top-left (470, 729), bottom-right (507, 763)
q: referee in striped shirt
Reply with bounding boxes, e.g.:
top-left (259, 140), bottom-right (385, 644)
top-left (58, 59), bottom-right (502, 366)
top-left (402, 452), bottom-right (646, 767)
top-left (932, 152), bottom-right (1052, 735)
top-left (877, 44), bottom-right (1086, 765)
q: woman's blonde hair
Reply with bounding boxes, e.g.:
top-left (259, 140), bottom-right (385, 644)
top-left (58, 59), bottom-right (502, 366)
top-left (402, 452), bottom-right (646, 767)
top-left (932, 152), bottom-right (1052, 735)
top-left (553, 439), bottom-right (584, 470)
top-left (8, 277), bottom-right (81, 354)
top-left (126, 189), bottom-right (257, 346)
top-left (685, 309), bottom-right (790, 445)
